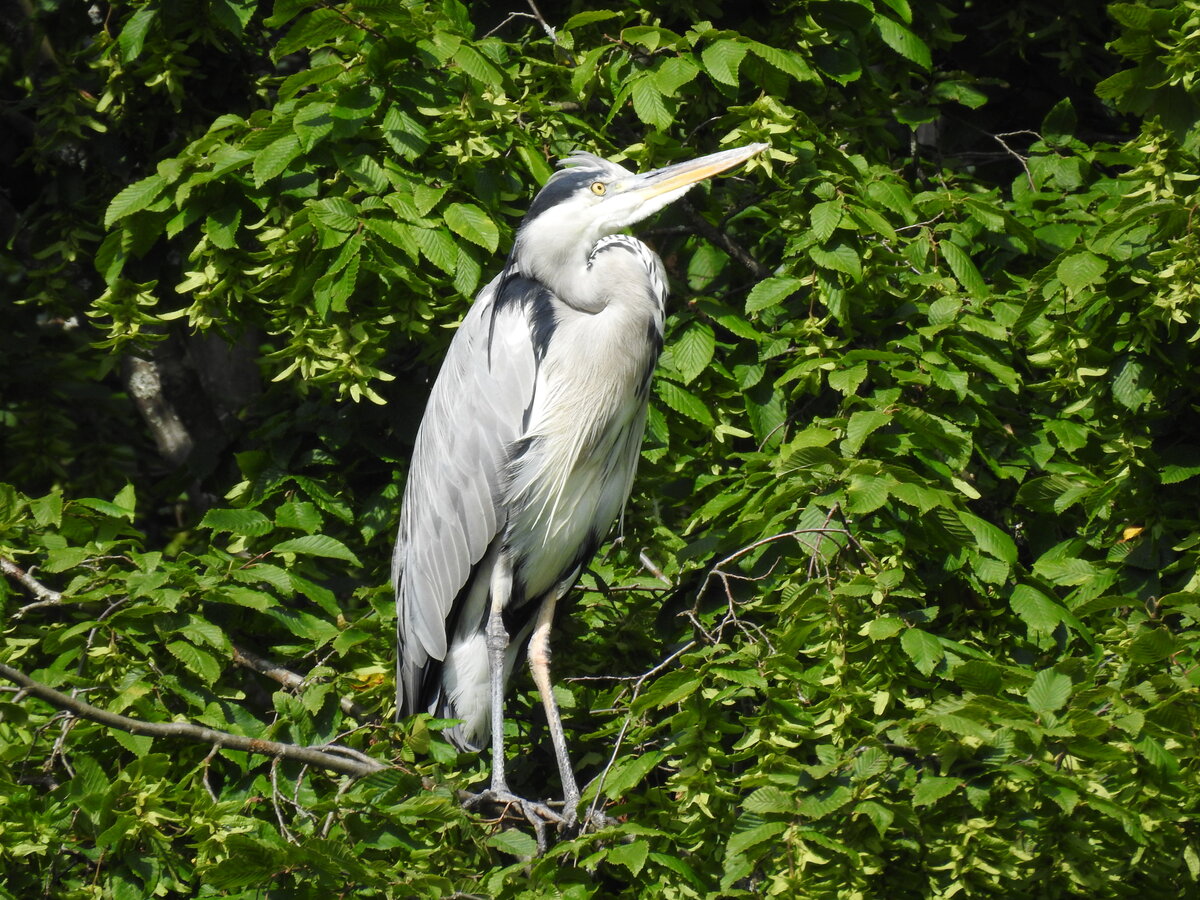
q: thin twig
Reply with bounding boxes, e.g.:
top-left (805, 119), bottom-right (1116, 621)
top-left (679, 200), bottom-right (769, 279)
top-left (0, 663), bottom-right (387, 779)
top-left (482, 0), bottom-right (557, 42)
top-left (231, 645), bottom-right (373, 722)
top-left (991, 130), bottom-right (1038, 191)
top-left (2, 556), bottom-right (63, 617)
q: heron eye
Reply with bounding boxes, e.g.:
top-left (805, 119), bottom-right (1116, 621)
top-left (590, 181), bottom-right (607, 196)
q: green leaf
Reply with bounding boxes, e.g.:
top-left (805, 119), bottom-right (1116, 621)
top-left (743, 786), bottom-right (794, 814)
top-left (1057, 251), bottom-right (1108, 295)
top-left (253, 133), bottom-right (303, 186)
top-left (310, 197), bottom-right (359, 232)
top-left (453, 44), bottom-right (504, 87)
top-left (105, 174), bottom-right (166, 228)
top-left (865, 616), bottom-right (904, 641)
top-left (414, 227), bottom-right (458, 275)
top-left (272, 534), bottom-right (362, 566)
top-left (843, 410), bottom-right (891, 455)
top-left (1010, 585), bottom-right (1064, 635)
top-left (276, 500), bottom-right (322, 532)
top-left (118, 7), bottom-right (157, 63)
top-left (166, 641), bottom-right (222, 685)
top-left (875, 16), bottom-right (932, 69)
top-left (941, 241), bottom-right (986, 297)
top-left (746, 276), bottom-right (803, 313)
top-left (913, 776), bottom-right (961, 807)
top-left (808, 243), bottom-right (862, 280)
top-left (810, 201), bottom-right (843, 242)
top-left (654, 57), bottom-right (700, 95)
top-left (746, 41), bottom-right (813, 81)
top-left (672, 323), bottom-right (715, 385)
top-left (381, 105), bottom-right (429, 160)
top-left (631, 76), bottom-right (672, 129)
top-left (444, 203), bottom-right (499, 253)
top-left (702, 40), bottom-right (749, 86)
top-left (488, 828), bottom-right (537, 858)
top-left (727, 822), bottom-right (788, 857)
top-left (607, 840), bottom-right (650, 876)
top-left (655, 380), bottom-right (715, 427)
top-left (957, 511), bottom-right (1017, 564)
top-left (1027, 668), bottom-right (1072, 715)
top-left (900, 627), bottom-right (943, 676)
top-left (1111, 356), bottom-right (1151, 410)
top-left (200, 508), bottom-right (273, 536)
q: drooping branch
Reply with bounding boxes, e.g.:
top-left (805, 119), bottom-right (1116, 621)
top-left (0, 662), bottom-right (388, 779)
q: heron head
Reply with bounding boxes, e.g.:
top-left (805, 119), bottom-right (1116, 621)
top-left (513, 143), bottom-right (768, 275)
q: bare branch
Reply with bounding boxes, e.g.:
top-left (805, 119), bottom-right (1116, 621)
top-left (0, 662), bottom-right (388, 779)
top-left (679, 199), bottom-right (770, 279)
top-left (482, 0), bottom-right (558, 42)
top-left (2, 556), bottom-right (63, 617)
top-left (230, 645), bottom-right (373, 722)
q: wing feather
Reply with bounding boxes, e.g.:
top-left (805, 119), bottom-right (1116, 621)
top-left (393, 269), bottom-right (541, 714)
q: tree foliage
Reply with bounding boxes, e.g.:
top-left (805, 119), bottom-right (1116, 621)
top-left (2, 0), bottom-right (1199, 897)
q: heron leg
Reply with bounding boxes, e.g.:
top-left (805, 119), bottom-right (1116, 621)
top-left (527, 583), bottom-right (581, 825)
top-left (486, 552), bottom-right (513, 794)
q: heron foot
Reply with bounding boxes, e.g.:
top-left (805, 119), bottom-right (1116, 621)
top-left (460, 788), bottom-right (615, 853)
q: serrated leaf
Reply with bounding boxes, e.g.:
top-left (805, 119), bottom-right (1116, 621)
top-left (1010, 585), bottom-right (1064, 635)
top-left (253, 133), bottom-right (302, 186)
top-left (957, 511), bottom-right (1017, 563)
top-left (444, 202), bottom-right (499, 253)
top-left (808, 243), bottom-right (862, 280)
top-left (381, 105), bottom-right (429, 160)
top-left (105, 174), bottom-right (166, 228)
top-left (1058, 250), bottom-right (1108, 295)
top-left (726, 822), bottom-right (788, 857)
top-left (655, 380), bottom-right (714, 426)
top-left (702, 40), bottom-right (749, 86)
top-left (601, 751), bottom-right (664, 798)
top-left (913, 776), bottom-right (961, 806)
top-left (941, 241), bottom-right (986, 297)
top-left (865, 616), bottom-right (904, 641)
top-left (654, 56), bottom-right (700, 95)
top-left (201, 508), bottom-right (273, 536)
top-left (743, 786), bottom-right (794, 814)
top-left (746, 42), bottom-right (813, 81)
top-left (1027, 668), bottom-right (1072, 714)
top-left (607, 840), bottom-right (650, 876)
top-left (876, 16), bottom-right (931, 69)
top-left (900, 627), bottom-right (943, 676)
top-left (843, 409), bottom-right (891, 455)
top-left (310, 197), bottom-right (358, 232)
top-left (277, 500), bottom-right (322, 532)
top-left (453, 44), bottom-right (503, 87)
top-left (672, 323), bottom-right (715, 385)
top-left (631, 76), bottom-right (672, 129)
top-left (272, 534), bottom-right (362, 566)
top-left (746, 276), bottom-right (803, 313)
top-left (166, 640), bottom-right (222, 685)
top-left (810, 201), bottom-right (843, 242)
top-left (118, 7), bottom-right (157, 63)
top-left (1111, 356), bottom-right (1151, 410)
top-left (414, 227), bottom-right (458, 275)
top-left (488, 828), bottom-right (537, 858)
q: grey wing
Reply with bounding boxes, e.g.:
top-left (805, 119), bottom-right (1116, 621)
top-left (393, 271), bottom-right (540, 714)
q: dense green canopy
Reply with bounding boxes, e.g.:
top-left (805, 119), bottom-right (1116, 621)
top-left (2, 1), bottom-right (1199, 896)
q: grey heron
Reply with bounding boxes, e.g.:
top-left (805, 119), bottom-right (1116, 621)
top-left (393, 142), bottom-right (767, 826)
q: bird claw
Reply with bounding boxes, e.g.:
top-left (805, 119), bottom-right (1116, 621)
top-left (461, 788), bottom-right (614, 851)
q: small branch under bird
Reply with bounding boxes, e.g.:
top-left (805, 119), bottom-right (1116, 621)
top-left (393, 142), bottom-right (768, 828)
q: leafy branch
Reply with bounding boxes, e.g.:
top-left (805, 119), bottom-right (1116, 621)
top-left (0, 661), bottom-right (387, 778)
